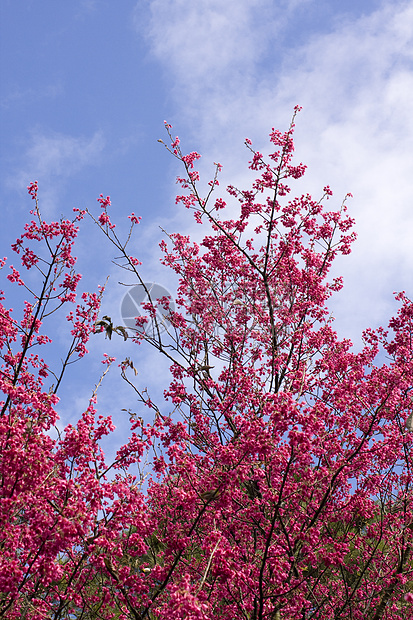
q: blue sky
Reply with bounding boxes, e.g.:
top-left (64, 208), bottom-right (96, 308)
top-left (1, 0), bottom-right (413, 455)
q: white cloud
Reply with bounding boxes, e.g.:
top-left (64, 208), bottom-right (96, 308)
top-left (135, 0), bottom-right (413, 345)
top-left (9, 129), bottom-right (105, 215)
top-left (143, 0), bottom-right (267, 77)
top-left (138, 0), bottom-right (311, 134)
top-left (274, 2), bottom-right (413, 337)
top-left (0, 83), bottom-right (63, 110)
top-left (75, 0), bottom-right (104, 17)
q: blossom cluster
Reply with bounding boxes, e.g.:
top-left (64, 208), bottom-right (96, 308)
top-left (1, 114), bottom-right (412, 619)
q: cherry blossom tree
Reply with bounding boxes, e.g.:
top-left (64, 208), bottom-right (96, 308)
top-left (1, 109), bottom-right (412, 619)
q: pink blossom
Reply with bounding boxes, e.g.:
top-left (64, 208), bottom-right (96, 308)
top-left (1, 113), bottom-right (413, 620)
top-left (128, 212), bottom-right (141, 224)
